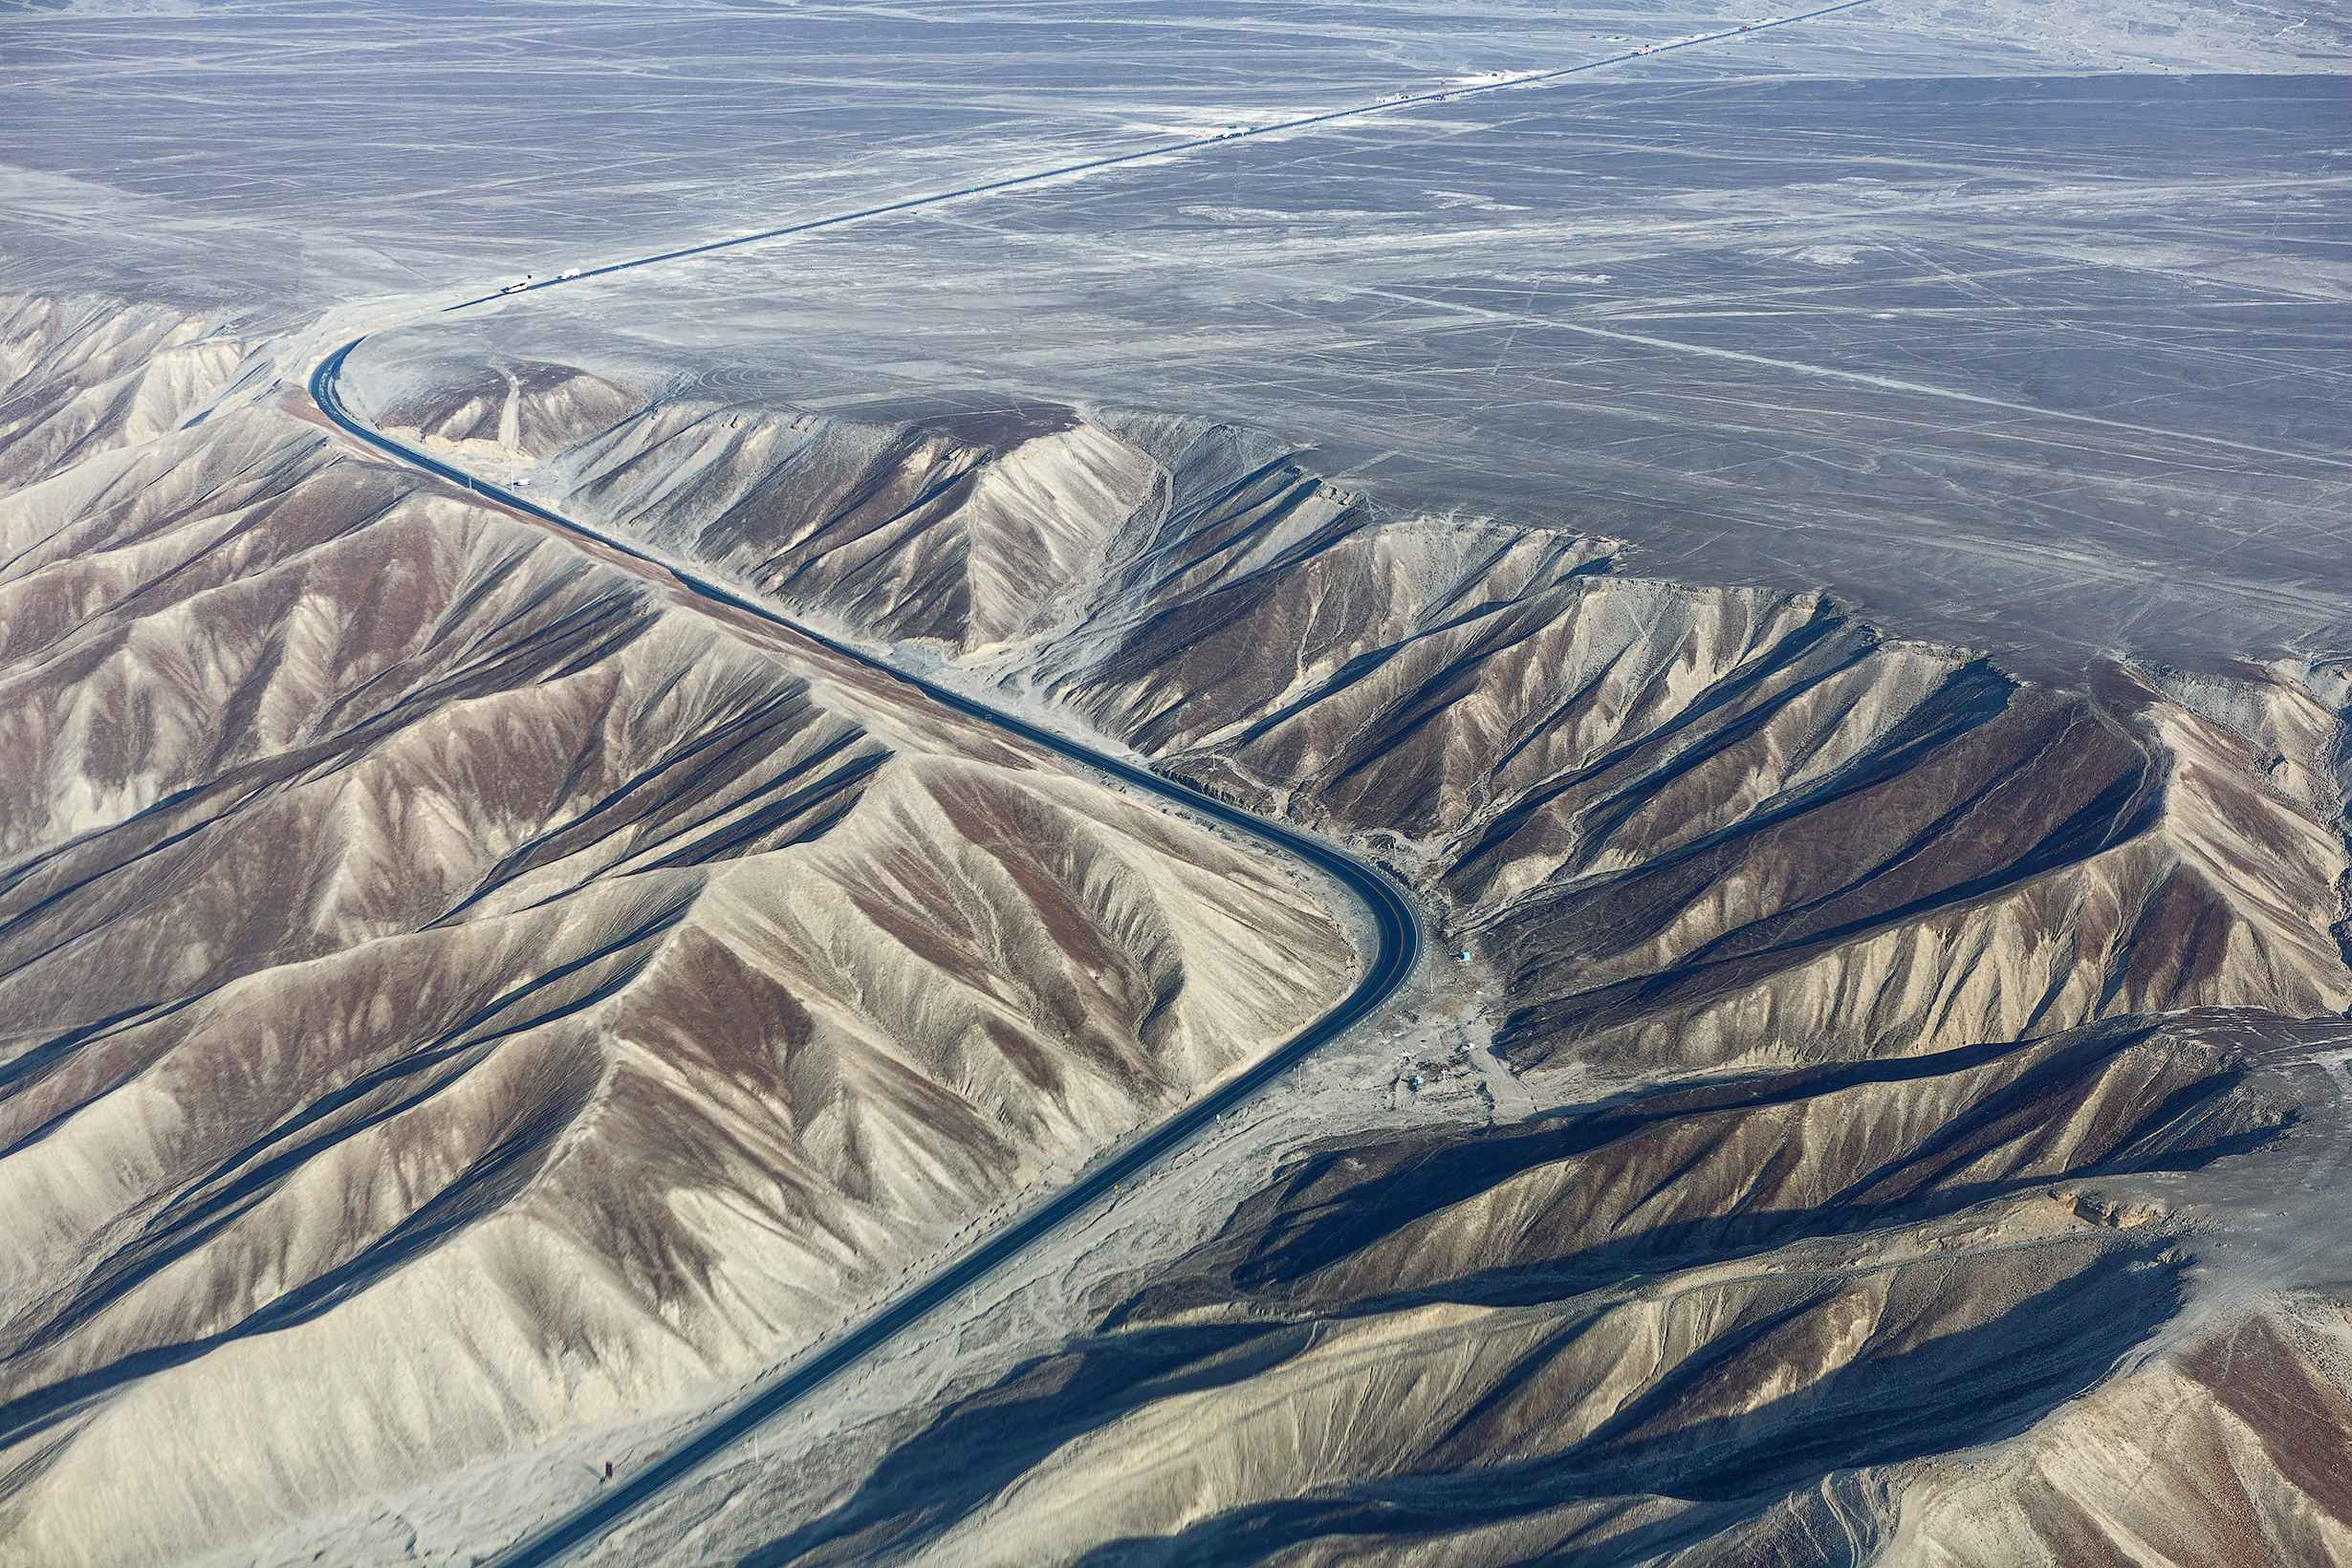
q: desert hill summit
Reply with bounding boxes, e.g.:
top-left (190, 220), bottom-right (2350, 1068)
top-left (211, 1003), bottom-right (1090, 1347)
top-left (0, 306), bottom-right (2345, 1562)
top-left (360, 346), bottom-right (2352, 1567)
top-left (735, 1007), bottom-right (2352, 1568)
top-left (0, 293), bottom-right (253, 490)
top-left (0, 296), bottom-right (1354, 1565)
top-left (392, 352), bottom-right (2350, 1075)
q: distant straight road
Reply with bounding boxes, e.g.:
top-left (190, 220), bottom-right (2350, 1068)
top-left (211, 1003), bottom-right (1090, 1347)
top-left (446, 0), bottom-right (1876, 313)
top-left (310, 341), bottom-right (1419, 1568)
top-left (326, 6), bottom-right (1876, 1558)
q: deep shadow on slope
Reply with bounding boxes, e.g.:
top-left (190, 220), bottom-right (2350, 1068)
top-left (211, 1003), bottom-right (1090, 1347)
top-left (0, 300), bottom-right (1360, 1565)
top-left (1143, 1013), bottom-right (2285, 1316)
top-left (498, 385), bottom-right (2351, 1078)
top-left (746, 1238), bottom-right (2186, 1568)
top-left (736, 1013), bottom-right (2284, 1566)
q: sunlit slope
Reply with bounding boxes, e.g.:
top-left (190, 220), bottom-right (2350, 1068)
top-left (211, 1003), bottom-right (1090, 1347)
top-left (0, 301), bottom-right (1350, 1565)
top-left (488, 380), bottom-right (2351, 1082)
top-left (0, 292), bottom-right (250, 490)
top-left (738, 1012), bottom-right (2349, 1567)
top-left (422, 362), bottom-right (2350, 1568)
top-left (372, 376), bottom-right (1162, 657)
top-left (1894, 1291), bottom-right (2352, 1568)
top-left (378, 355), bottom-right (636, 464)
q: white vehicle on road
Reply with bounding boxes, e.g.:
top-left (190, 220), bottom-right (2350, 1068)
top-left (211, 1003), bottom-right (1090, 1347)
top-left (558, 267), bottom-right (584, 280)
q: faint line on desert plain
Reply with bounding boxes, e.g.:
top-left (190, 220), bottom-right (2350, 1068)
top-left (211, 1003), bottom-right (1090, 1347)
top-left (914, 185), bottom-right (2352, 476)
top-left (442, 1), bottom-right (1879, 312)
top-left (1501, 316), bottom-right (2352, 471)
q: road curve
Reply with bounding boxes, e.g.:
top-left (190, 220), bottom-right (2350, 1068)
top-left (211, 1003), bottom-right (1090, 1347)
top-left (308, 340), bottom-right (1421, 1567)
top-left (313, 9), bottom-right (1901, 1552)
top-left (447, 0), bottom-right (1875, 312)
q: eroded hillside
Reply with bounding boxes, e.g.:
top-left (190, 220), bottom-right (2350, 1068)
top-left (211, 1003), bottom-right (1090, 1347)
top-left (0, 293), bottom-right (251, 489)
top-left (368, 354), bottom-right (2352, 1567)
top-left (444, 366), bottom-right (2350, 1079)
top-left (713, 1015), bottom-right (2352, 1567)
top-left (0, 298), bottom-right (1353, 1565)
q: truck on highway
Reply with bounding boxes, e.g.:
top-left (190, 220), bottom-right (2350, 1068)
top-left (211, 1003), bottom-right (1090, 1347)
top-left (558, 267), bottom-right (584, 280)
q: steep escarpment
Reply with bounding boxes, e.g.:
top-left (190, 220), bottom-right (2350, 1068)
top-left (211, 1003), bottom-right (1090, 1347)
top-left (0, 311), bottom-right (1352, 1565)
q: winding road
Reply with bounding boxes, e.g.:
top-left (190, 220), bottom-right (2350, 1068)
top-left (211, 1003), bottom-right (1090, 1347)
top-left (310, 343), bottom-right (1419, 1568)
top-left (311, 6), bottom-right (1874, 1557)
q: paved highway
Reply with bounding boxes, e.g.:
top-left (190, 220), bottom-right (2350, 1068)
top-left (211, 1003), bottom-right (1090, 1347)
top-left (447, 0), bottom-right (1875, 313)
top-left (318, 7), bottom-right (1882, 1556)
top-left (309, 340), bottom-right (1419, 1568)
